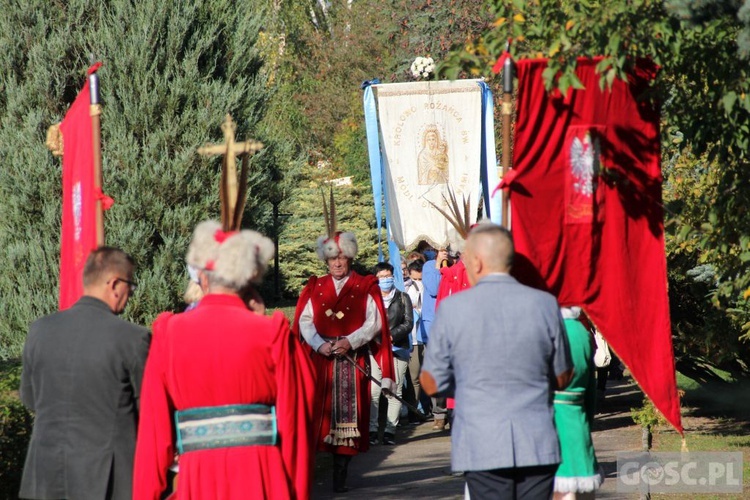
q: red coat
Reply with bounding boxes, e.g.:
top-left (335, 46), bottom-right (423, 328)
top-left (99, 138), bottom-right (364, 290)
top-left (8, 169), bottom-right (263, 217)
top-left (292, 272), bottom-right (394, 456)
top-left (436, 259), bottom-right (471, 307)
top-left (133, 294), bottom-right (317, 500)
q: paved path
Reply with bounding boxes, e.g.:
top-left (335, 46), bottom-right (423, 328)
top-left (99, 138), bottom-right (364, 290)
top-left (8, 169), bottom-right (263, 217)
top-left (312, 378), bottom-right (645, 499)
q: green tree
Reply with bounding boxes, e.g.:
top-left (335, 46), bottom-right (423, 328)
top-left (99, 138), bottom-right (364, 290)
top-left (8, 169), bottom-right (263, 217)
top-left (0, 0), bottom-right (276, 358)
top-left (261, 0), bottom-right (491, 181)
top-left (441, 0), bottom-right (750, 349)
top-left (277, 165), bottom-right (379, 296)
top-left (258, 0), bottom-right (492, 294)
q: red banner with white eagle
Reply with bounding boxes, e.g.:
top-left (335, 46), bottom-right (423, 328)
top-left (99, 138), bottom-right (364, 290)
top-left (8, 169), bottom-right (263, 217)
top-left (505, 57), bottom-right (682, 433)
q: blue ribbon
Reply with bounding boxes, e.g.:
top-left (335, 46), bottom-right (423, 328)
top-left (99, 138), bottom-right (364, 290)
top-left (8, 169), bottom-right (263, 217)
top-left (383, 159), bottom-right (405, 291)
top-left (363, 79), bottom-right (385, 263)
top-left (363, 79), bottom-right (405, 291)
top-left (479, 81), bottom-right (502, 224)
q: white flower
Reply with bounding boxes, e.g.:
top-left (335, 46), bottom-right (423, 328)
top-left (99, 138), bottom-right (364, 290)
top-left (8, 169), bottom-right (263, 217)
top-left (411, 56), bottom-right (435, 80)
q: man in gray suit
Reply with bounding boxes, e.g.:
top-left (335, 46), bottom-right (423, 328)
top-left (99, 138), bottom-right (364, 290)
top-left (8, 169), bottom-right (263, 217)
top-left (421, 223), bottom-right (573, 499)
top-left (20, 247), bottom-right (150, 500)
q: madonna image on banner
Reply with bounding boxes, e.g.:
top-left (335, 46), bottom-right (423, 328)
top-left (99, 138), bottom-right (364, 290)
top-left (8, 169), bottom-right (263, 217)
top-left (417, 124), bottom-right (449, 185)
top-left (375, 80), bottom-right (483, 249)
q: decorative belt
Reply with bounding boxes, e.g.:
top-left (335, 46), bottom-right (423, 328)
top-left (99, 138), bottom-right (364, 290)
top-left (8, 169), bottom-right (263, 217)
top-left (174, 404), bottom-right (277, 454)
top-left (553, 390), bottom-right (585, 406)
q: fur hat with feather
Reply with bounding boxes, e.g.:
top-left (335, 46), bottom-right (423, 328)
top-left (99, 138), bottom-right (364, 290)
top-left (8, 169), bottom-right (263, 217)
top-left (186, 220), bottom-right (275, 289)
top-left (316, 187), bottom-right (358, 260)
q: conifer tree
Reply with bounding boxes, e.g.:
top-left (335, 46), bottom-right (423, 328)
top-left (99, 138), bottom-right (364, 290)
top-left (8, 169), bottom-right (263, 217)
top-left (277, 165), bottom-right (379, 296)
top-left (0, 0), bottom-right (274, 358)
top-left (261, 0), bottom-right (491, 295)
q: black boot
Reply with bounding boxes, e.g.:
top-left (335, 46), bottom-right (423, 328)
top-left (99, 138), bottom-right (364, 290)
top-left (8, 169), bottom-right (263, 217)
top-left (332, 453), bottom-right (351, 493)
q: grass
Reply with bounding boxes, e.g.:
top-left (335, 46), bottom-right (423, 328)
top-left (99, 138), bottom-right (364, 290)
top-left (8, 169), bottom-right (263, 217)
top-left (652, 429), bottom-right (750, 500)
top-left (266, 297), bottom-right (299, 322)
top-left (646, 357), bottom-right (750, 499)
top-left (675, 357), bottom-right (750, 420)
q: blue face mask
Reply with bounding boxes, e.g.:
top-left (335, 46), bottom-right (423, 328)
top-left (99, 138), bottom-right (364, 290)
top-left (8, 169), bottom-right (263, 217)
top-left (187, 265), bottom-right (201, 284)
top-left (378, 276), bottom-right (395, 291)
top-left (423, 250), bottom-right (437, 260)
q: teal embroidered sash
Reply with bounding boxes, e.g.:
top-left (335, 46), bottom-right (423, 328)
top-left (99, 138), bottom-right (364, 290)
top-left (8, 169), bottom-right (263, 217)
top-left (174, 404), bottom-right (277, 454)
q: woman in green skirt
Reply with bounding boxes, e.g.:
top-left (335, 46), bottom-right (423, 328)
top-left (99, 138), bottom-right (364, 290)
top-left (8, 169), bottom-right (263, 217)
top-left (554, 307), bottom-right (603, 499)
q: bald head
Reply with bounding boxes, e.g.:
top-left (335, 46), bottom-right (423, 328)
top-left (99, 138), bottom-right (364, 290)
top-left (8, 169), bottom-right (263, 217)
top-left (463, 223), bottom-right (514, 285)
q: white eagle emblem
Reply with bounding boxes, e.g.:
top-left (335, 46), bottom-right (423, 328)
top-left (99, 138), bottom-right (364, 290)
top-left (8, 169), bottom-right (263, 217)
top-left (569, 132), bottom-right (598, 197)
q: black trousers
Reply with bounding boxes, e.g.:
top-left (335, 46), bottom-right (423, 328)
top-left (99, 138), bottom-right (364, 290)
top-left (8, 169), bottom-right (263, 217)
top-left (465, 464), bottom-right (557, 500)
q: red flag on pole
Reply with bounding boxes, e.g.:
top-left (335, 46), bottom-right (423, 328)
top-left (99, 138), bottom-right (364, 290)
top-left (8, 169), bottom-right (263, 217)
top-left (58, 63), bottom-right (111, 309)
top-left (504, 58), bottom-right (683, 434)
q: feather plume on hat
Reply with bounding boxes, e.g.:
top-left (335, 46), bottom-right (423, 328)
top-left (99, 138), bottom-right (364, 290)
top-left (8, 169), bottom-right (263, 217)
top-left (316, 186), bottom-right (358, 260)
top-left (427, 187), bottom-right (472, 253)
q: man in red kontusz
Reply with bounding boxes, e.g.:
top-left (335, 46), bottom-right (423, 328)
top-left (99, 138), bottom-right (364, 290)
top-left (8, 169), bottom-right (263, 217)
top-left (134, 221), bottom-right (317, 499)
top-left (292, 230), bottom-right (395, 493)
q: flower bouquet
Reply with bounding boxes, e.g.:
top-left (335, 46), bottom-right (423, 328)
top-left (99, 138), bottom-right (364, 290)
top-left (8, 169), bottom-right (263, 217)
top-left (410, 56), bottom-right (435, 80)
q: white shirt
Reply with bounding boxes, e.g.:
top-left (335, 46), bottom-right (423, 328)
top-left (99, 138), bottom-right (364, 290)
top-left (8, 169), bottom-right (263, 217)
top-left (405, 280), bottom-right (422, 345)
top-left (298, 274), bottom-right (383, 353)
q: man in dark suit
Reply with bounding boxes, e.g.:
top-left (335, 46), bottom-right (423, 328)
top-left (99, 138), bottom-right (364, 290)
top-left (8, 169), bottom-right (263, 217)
top-left (20, 247), bottom-right (150, 500)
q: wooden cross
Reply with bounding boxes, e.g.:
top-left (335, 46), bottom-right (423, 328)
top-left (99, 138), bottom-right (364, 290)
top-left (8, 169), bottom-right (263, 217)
top-left (197, 114), bottom-right (263, 229)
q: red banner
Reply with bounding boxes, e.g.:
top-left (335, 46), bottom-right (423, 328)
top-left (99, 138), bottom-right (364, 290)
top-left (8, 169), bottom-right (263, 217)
top-left (505, 58), bottom-right (682, 433)
top-left (58, 66), bottom-right (101, 310)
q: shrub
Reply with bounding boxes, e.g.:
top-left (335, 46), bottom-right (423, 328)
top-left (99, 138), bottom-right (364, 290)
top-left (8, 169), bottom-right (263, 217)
top-left (0, 376), bottom-right (34, 500)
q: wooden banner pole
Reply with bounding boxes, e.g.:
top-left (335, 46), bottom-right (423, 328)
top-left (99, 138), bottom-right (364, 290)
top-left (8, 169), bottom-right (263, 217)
top-left (501, 54), bottom-right (514, 228)
top-left (89, 70), bottom-right (104, 246)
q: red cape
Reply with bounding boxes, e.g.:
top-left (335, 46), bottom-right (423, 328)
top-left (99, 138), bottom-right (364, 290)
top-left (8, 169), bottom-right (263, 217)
top-left (292, 272), bottom-right (395, 454)
top-left (134, 295), bottom-right (317, 499)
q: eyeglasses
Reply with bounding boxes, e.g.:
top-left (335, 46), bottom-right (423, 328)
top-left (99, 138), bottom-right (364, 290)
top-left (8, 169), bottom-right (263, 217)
top-left (114, 277), bottom-right (138, 293)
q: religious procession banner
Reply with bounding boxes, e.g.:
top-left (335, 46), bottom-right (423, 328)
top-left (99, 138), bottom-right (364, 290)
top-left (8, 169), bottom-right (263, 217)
top-left (50, 63), bottom-right (113, 310)
top-left (504, 57), bottom-right (682, 435)
top-left (363, 79), bottom-right (499, 263)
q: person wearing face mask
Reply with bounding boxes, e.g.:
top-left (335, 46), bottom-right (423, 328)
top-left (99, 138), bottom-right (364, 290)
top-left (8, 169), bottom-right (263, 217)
top-left (403, 259), bottom-right (428, 424)
top-left (369, 262), bottom-right (414, 446)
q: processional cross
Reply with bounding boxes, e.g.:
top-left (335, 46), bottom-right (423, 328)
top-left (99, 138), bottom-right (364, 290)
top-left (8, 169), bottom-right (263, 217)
top-left (197, 114), bottom-right (264, 230)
